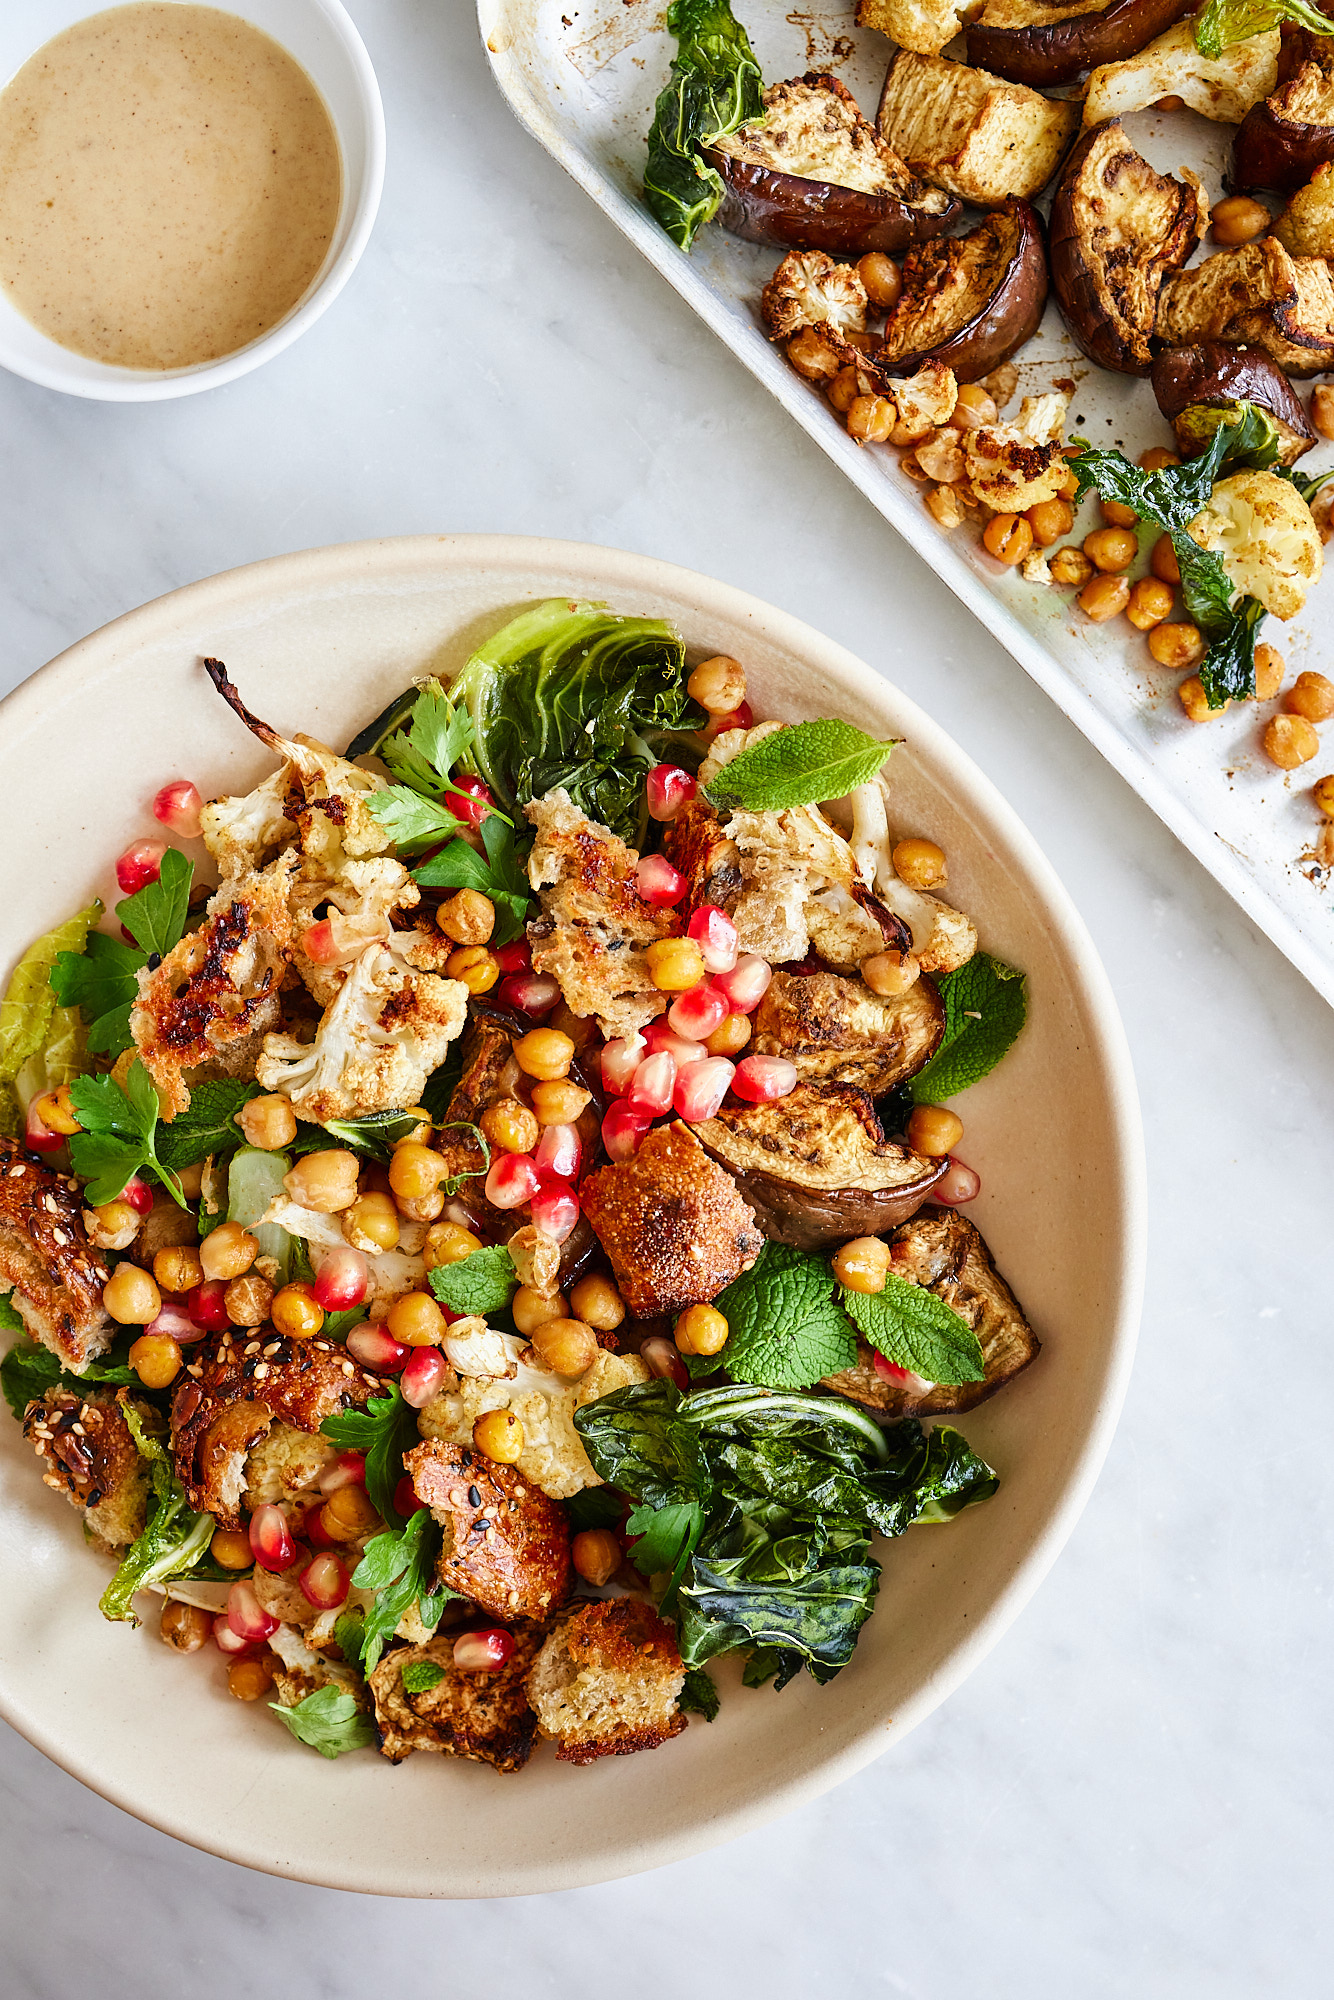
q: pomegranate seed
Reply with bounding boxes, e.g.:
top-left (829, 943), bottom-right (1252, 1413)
top-left (534, 1122), bottom-right (581, 1182)
top-left (345, 1324), bottom-right (408, 1372)
top-left (121, 1176), bottom-right (153, 1215)
top-left (300, 919), bottom-right (352, 966)
top-left (115, 838), bottom-right (166, 896)
top-left (303, 1504), bottom-right (339, 1550)
top-left (186, 1280), bottom-right (229, 1332)
top-left (443, 776), bottom-right (493, 827)
top-left (686, 904), bottom-right (739, 974)
top-left (933, 1158), bottom-right (981, 1205)
top-left (602, 1102), bottom-right (651, 1161)
top-left (249, 1503), bottom-right (297, 1573)
top-left (152, 780), bottom-right (204, 839)
top-left (498, 972), bottom-right (560, 1017)
top-left (492, 938), bottom-right (531, 974)
top-left (531, 1180), bottom-right (579, 1243)
top-left (643, 1022), bottom-right (707, 1067)
top-left (485, 1151), bottom-right (541, 1209)
top-left (600, 1034), bottom-right (645, 1096)
top-left (318, 1451), bottom-right (367, 1495)
top-left (394, 1473), bottom-right (427, 1517)
top-left (673, 1056), bottom-right (735, 1123)
top-left (731, 1055), bottom-right (797, 1104)
top-left (23, 1100), bottom-right (63, 1153)
top-left (639, 1335), bottom-right (689, 1390)
top-left (872, 1351), bottom-right (934, 1393)
top-left (312, 1246), bottom-right (369, 1312)
top-left (299, 1552), bottom-right (351, 1610)
top-left (635, 854), bottom-right (687, 907)
top-left (713, 701), bottom-right (753, 733)
top-left (213, 1614), bottom-right (257, 1657)
top-left (714, 953), bottom-right (773, 1013)
top-left (627, 1051), bottom-right (676, 1115)
top-left (667, 981), bottom-right (728, 1041)
top-left (401, 1347), bottom-right (448, 1408)
top-left (144, 1302), bottom-right (205, 1347)
top-left (227, 1579), bottom-right (278, 1642)
top-left (452, 1628), bottom-right (516, 1673)
top-left (646, 764), bottom-right (696, 822)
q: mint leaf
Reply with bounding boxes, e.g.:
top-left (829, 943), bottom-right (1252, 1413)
top-left (0, 1292), bottom-right (26, 1334)
top-left (332, 1609), bottom-right (366, 1661)
top-left (153, 1079), bottom-right (261, 1172)
top-left (270, 1685), bottom-right (375, 1760)
top-left (705, 720), bottom-right (897, 813)
top-left (1, 1335), bottom-right (59, 1417)
top-left (711, 1243), bottom-right (858, 1389)
top-left (365, 786), bottom-right (473, 854)
top-left (679, 1666), bottom-right (719, 1721)
top-left (321, 1386), bottom-right (420, 1526)
top-left (428, 1245), bottom-right (516, 1317)
top-left (841, 1274), bottom-right (985, 1386)
top-left (400, 1659), bottom-right (447, 1694)
top-left (414, 816), bottom-right (530, 946)
top-left (118, 847), bottom-right (193, 957)
top-left (909, 954), bottom-right (1026, 1103)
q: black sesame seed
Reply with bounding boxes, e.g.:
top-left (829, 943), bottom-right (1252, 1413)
top-left (467, 1484), bottom-right (482, 1508)
top-left (147, 951), bottom-right (162, 971)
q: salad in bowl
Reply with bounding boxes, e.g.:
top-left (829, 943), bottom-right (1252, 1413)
top-left (0, 598), bottom-right (1036, 1777)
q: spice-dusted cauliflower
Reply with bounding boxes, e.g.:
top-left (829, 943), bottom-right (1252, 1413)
top-left (761, 249), bottom-right (869, 342)
top-left (847, 780), bottom-right (976, 975)
top-left (892, 359), bottom-right (959, 435)
top-left (256, 938), bottom-right (467, 1120)
top-left (964, 420), bottom-right (1068, 514)
top-left (200, 765), bottom-right (296, 877)
top-left (288, 856), bottom-right (421, 1006)
top-left (1081, 22), bottom-right (1279, 128)
top-left (418, 1346), bottom-right (650, 1501)
top-left (1187, 470), bottom-right (1323, 620)
top-left (242, 1421), bottom-right (336, 1507)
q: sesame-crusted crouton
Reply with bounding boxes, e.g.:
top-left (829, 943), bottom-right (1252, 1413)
top-left (0, 1140), bottom-right (112, 1371)
top-left (405, 1439), bottom-right (572, 1622)
top-left (526, 1599), bottom-right (687, 1765)
top-left (579, 1123), bottom-right (764, 1318)
top-left (22, 1389), bottom-right (155, 1549)
top-left (369, 1625), bottom-right (548, 1772)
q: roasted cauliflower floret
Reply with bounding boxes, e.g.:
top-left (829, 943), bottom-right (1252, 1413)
top-left (242, 1421), bottom-right (336, 1507)
top-left (965, 423), bottom-right (1067, 513)
top-left (288, 856), bottom-right (421, 1006)
top-left (417, 1346), bottom-right (650, 1500)
top-left (761, 249), bottom-right (869, 342)
top-left (526, 1599), bottom-right (687, 1765)
top-left (22, 1389), bottom-right (155, 1548)
top-left (1187, 470), bottom-right (1323, 621)
top-left (255, 939), bottom-right (467, 1120)
top-left (0, 1142), bottom-right (112, 1371)
top-left (200, 764), bottom-right (296, 877)
top-left (847, 781), bottom-right (977, 975)
top-left (892, 359), bottom-right (959, 434)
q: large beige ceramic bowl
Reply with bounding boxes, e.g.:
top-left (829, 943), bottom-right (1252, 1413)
top-left (0, 536), bottom-right (1144, 1895)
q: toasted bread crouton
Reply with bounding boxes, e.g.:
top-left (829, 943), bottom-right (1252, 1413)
top-left (527, 1599), bottom-right (687, 1765)
top-left (406, 1438), bottom-right (572, 1622)
top-left (22, 1389), bottom-right (155, 1548)
top-left (369, 1626), bottom-right (548, 1772)
top-left (525, 791), bottom-right (675, 1038)
top-left (1156, 238), bottom-right (1334, 376)
top-left (579, 1122), bottom-right (764, 1317)
top-left (876, 52), bottom-right (1078, 204)
top-left (171, 1330), bottom-right (382, 1528)
top-left (0, 1142), bottom-right (112, 1371)
top-left (753, 967), bottom-right (944, 1096)
top-left (857, 0), bottom-right (967, 56)
top-left (417, 1347), bottom-right (651, 1501)
top-left (821, 1207), bottom-right (1039, 1414)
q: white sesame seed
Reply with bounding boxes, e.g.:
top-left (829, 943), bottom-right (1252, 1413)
top-left (342, 1361), bottom-right (354, 1376)
top-left (254, 1364), bottom-right (270, 1381)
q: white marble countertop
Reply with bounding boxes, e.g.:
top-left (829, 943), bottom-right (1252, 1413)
top-left (1, 2), bottom-right (1331, 1991)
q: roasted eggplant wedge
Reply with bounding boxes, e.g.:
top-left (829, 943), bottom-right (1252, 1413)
top-left (750, 967), bottom-right (944, 1098)
top-left (1155, 237), bottom-right (1334, 376)
top-left (707, 72), bottom-right (959, 256)
top-left (1151, 342), bottom-right (1317, 465)
top-left (1232, 23), bottom-right (1334, 195)
top-left (695, 1082), bottom-right (947, 1251)
top-left (875, 51), bottom-right (1078, 206)
top-left (820, 1207), bottom-right (1040, 1416)
top-left (1049, 120), bottom-right (1206, 374)
top-left (875, 199), bottom-right (1048, 383)
top-left (964, 0), bottom-right (1196, 90)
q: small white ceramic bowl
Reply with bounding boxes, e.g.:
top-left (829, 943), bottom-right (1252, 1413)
top-left (0, 537), bottom-right (1145, 1894)
top-left (0, 0), bottom-right (385, 400)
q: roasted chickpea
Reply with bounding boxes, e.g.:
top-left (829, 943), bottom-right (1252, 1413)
top-left (857, 251), bottom-right (902, 310)
top-left (1252, 643), bottom-right (1285, 701)
top-left (271, 1283), bottom-right (324, 1340)
top-left (569, 1272), bottom-right (626, 1331)
top-left (1264, 713), bottom-right (1320, 769)
top-left (1101, 498), bottom-right (1139, 529)
top-left (87, 1199), bottom-right (141, 1250)
top-left (674, 1304), bottom-right (730, 1358)
top-left (826, 366), bottom-right (862, 416)
top-left (687, 655), bottom-right (747, 715)
top-left (480, 1099), bottom-right (540, 1154)
top-left (1138, 447), bottom-right (1181, 473)
top-left (284, 1148), bottom-right (360, 1213)
top-left (705, 1012), bottom-right (752, 1056)
top-left (906, 1103), bottom-right (964, 1158)
top-left (1126, 578), bottom-right (1174, 631)
top-left (322, 1483), bottom-right (380, 1538)
top-left (1178, 675), bottom-right (1226, 722)
top-left (210, 1529), bottom-right (253, 1570)
top-left (128, 1332), bottom-right (181, 1389)
top-left (103, 1264), bottom-right (161, 1326)
top-left (1078, 573), bottom-right (1132, 623)
top-left (529, 1078), bottom-right (591, 1126)
top-left (199, 1220), bottom-right (258, 1282)
top-left (645, 938), bottom-right (706, 991)
top-left (423, 1221), bottom-right (483, 1271)
top-left (388, 1141), bottom-right (448, 1203)
top-left (1150, 533), bottom-right (1181, 585)
top-left (445, 945), bottom-right (500, 995)
top-left (952, 382), bottom-right (998, 430)
top-left (1148, 622), bottom-right (1204, 670)
top-left (159, 1599), bottom-right (212, 1652)
top-left (860, 949), bottom-right (921, 997)
top-left (1285, 671), bottom-right (1334, 724)
top-left (1083, 526), bottom-right (1138, 573)
top-left (982, 513), bottom-right (1033, 565)
top-left (1313, 385), bottom-right (1334, 442)
top-left (787, 326), bottom-right (842, 381)
top-left (35, 1084), bottom-right (81, 1135)
top-left (343, 1191), bottom-right (400, 1254)
top-left (473, 1409), bottom-right (525, 1463)
top-left (1154, 92), bottom-right (1185, 111)
top-left (235, 1093), bottom-right (297, 1150)
top-left (512, 1285), bottom-right (568, 1337)
top-left (228, 1657), bottom-right (276, 1702)
top-left (1312, 772), bottom-right (1334, 816)
top-left (513, 1028), bottom-right (575, 1081)
top-left (436, 888), bottom-right (496, 946)
top-left (1027, 497), bottom-right (1074, 547)
top-left (1050, 546), bottom-right (1094, 589)
top-left (153, 1245), bottom-right (204, 1295)
top-left (1210, 194), bottom-right (1270, 245)
top-left (386, 1291), bottom-right (447, 1347)
top-left (831, 1236), bottom-right (891, 1294)
top-left (892, 837), bottom-right (947, 889)
top-left (571, 1528), bottom-right (622, 1587)
top-left (847, 394), bottom-right (896, 445)
top-left (530, 1316), bottom-right (599, 1376)
top-left (925, 484), bottom-right (966, 531)
top-left (224, 1273), bottom-right (274, 1328)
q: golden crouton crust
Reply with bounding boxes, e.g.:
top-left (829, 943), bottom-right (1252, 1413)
top-left (0, 1141), bottom-right (111, 1371)
top-left (579, 1122), bottom-right (765, 1317)
top-left (369, 1625), bottom-right (548, 1772)
top-left (171, 1330), bottom-right (383, 1527)
top-left (526, 793), bottom-right (675, 1036)
top-left (406, 1438), bottom-right (573, 1623)
top-left (528, 1599), bottom-right (688, 1765)
top-left (662, 796), bottom-right (743, 919)
top-left (22, 1388), bottom-right (154, 1547)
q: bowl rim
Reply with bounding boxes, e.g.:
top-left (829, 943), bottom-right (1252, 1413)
top-left (0, 0), bottom-right (386, 403)
top-left (0, 534), bottom-right (1147, 1891)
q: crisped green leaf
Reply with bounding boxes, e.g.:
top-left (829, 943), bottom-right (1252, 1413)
top-left (679, 1666), bottom-right (720, 1720)
top-left (841, 1273), bottom-right (986, 1386)
top-left (564, 1485), bottom-right (626, 1534)
top-left (400, 1659), bottom-right (447, 1694)
top-left (644, 0), bottom-right (765, 252)
top-left (0, 899), bottom-right (101, 1085)
top-left (704, 719), bottom-right (898, 813)
top-left (153, 1079), bottom-right (261, 1172)
top-left (710, 1243), bottom-right (858, 1389)
top-left (299, 1108), bottom-right (425, 1161)
top-left (321, 1386), bottom-right (420, 1527)
top-left (270, 1684), bottom-right (375, 1759)
top-left (677, 1551), bottom-right (880, 1684)
top-left (99, 1458), bottom-right (215, 1624)
top-left (118, 847), bottom-right (193, 957)
top-left (428, 1244), bottom-right (516, 1317)
top-left (909, 952), bottom-right (1027, 1103)
top-left (573, 1380), bottom-right (713, 1512)
top-left (1195, 0), bottom-right (1334, 56)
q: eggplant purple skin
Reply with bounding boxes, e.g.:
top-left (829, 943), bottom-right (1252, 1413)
top-left (1232, 22), bottom-right (1334, 193)
top-left (706, 150), bottom-right (961, 256)
top-left (964, 0), bottom-right (1194, 89)
top-left (1048, 126), bottom-right (1147, 374)
top-left (696, 1145), bottom-right (950, 1252)
top-left (1151, 344), bottom-right (1317, 462)
top-left (876, 199), bottom-right (1049, 384)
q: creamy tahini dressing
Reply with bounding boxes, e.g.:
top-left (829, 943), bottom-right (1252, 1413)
top-left (0, 5), bottom-right (341, 369)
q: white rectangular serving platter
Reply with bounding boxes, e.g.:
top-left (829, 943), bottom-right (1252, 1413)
top-left (479, 0), bottom-right (1334, 1005)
